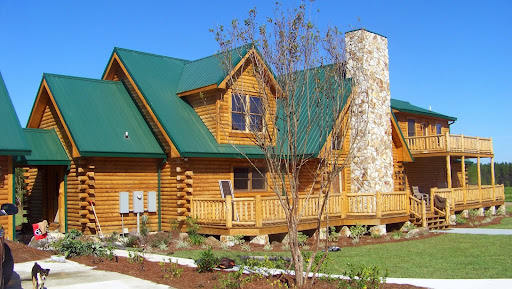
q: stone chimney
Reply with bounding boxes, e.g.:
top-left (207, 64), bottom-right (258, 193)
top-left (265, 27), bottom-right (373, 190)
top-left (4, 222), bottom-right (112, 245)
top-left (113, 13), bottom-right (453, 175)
top-left (345, 29), bottom-right (394, 195)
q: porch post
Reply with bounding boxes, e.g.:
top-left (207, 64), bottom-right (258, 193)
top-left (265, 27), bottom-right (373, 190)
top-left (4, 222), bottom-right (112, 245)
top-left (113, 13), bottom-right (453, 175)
top-left (226, 195), bottom-right (233, 229)
top-left (446, 155), bottom-right (452, 189)
top-left (461, 156), bottom-right (466, 189)
top-left (477, 157), bottom-right (481, 189)
top-left (491, 157), bottom-right (496, 201)
top-left (255, 195), bottom-right (262, 227)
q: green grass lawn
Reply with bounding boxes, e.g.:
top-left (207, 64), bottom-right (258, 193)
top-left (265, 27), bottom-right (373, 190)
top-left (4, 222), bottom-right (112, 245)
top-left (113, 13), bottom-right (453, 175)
top-left (505, 187), bottom-right (512, 202)
top-left (171, 234), bottom-right (512, 279)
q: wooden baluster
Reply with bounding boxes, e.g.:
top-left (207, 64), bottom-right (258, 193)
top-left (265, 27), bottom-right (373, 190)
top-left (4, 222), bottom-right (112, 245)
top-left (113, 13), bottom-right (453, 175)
top-left (445, 200), bottom-right (451, 226)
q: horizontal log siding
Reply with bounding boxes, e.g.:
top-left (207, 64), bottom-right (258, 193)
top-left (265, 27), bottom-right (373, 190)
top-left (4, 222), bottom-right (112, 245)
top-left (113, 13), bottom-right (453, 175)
top-left (186, 91), bottom-right (220, 141)
top-left (0, 157), bottom-right (11, 237)
top-left (394, 112), bottom-right (450, 138)
top-left (218, 63), bottom-right (277, 145)
top-left (404, 157), bottom-right (464, 192)
top-left (186, 158), bottom-right (319, 198)
top-left (24, 167), bottom-right (44, 223)
top-left (88, 157), bottom-right (160, 234)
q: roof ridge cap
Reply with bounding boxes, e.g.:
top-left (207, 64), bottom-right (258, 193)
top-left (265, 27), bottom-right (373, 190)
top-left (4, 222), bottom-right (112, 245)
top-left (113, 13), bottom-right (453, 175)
top-left (184, 44), bottom-right (251, 65)
top-left (43, 73), bottom-right (123, 85)
top-left (114, 47), bottom-right (190, 63)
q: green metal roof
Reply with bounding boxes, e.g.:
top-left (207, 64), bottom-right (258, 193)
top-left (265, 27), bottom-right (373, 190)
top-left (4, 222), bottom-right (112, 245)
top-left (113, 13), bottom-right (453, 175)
top-left (43, 74), bottom-right (165, 158)
top-left (18, 129), bottom-right (70, 165)
top-left (112, 47), bottom-right (262, 158)
top-left (391, 99), bottom-right (457, 121)
top-left (176, 47), bottom-right (248, 94)
top-left (0, 72), bottom-right (31, 156)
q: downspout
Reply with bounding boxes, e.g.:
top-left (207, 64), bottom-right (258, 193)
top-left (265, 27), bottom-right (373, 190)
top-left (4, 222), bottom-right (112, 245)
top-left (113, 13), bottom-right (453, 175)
top-left (158, 157), bottom-right (167, 231)
top-left (64, 165), bottom-right (70, 233)
top-left (11, 157), bottom-right (16, 240)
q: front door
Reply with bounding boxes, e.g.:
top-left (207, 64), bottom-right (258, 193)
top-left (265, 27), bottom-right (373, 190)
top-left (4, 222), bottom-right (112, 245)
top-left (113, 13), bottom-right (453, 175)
top-left (44, 167), bottom-right (65, 232)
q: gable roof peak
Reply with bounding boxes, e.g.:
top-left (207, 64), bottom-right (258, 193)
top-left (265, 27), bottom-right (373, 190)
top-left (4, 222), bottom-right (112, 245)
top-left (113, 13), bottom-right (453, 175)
top-left (113, 47), bottom-right (190, 63)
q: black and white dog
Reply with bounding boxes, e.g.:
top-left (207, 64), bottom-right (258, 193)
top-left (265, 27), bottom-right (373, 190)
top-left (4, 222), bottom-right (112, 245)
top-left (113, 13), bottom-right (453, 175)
top-left (31, 262), bottom-right (50, 289)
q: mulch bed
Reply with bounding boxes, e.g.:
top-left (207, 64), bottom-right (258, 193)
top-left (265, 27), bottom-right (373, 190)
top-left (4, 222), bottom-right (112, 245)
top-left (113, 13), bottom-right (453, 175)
top-left (8, 213), bottom-right (509, 289)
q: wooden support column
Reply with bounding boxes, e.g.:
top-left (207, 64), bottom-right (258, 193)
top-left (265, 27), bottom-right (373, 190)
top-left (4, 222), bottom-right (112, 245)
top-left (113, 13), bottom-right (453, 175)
top-left (491, 157), bottom-right (495, 186)
top-left (461, 156), bottom-right (466, 189)
top-left (491, 157), bottom-right (496, 201)
top-left (226, 195), bottom-right (233, 229)
top-left (446, 155), bottom-right (452, 189)
top-left (477, 157), bottom-right (481, 189)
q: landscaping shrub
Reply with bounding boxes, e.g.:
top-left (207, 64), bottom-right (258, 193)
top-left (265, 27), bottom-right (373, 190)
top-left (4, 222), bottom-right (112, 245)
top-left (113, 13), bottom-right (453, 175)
top-left (338, 264), bottom-right (388, 289)
top-left (349, 224), bottom-right (367, 242)
top-left (196, 247), bottom-right (219, 272)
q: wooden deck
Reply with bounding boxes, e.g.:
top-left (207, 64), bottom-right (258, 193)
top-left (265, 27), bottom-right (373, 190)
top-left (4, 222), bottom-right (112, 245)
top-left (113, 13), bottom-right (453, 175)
top-left (190, 185), bottom-right (505, 236)
top-left (405, 133), bottom-right (493, 156)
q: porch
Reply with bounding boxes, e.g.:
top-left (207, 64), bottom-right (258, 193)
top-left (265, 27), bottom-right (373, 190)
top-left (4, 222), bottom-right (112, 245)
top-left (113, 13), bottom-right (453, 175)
top-left (190, 191), bottom-right (410, 236)
top-left (405, 133), bottom-right (493, 156)
top-left (190, 185), bottom-right (505, 236)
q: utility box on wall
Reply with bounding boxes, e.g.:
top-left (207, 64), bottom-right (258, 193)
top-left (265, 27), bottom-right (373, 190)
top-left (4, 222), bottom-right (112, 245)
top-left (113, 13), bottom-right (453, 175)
top-left (119, 192), bottom-right (129, 214)
top-left (147, 191), bottom-right (157, 212)
top-left (133, 191), bottom-right (144, 213)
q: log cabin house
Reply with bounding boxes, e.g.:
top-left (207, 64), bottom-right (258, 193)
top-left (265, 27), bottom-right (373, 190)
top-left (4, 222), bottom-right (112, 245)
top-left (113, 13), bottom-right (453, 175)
top-left (0, 73), bottom-right (31, 240)
top-left (19, 29), bottom-right (504, 238)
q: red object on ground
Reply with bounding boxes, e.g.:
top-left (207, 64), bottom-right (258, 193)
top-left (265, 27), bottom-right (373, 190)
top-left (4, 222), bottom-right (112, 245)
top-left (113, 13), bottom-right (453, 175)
top-left (32, 223), bottom-right (47, 240)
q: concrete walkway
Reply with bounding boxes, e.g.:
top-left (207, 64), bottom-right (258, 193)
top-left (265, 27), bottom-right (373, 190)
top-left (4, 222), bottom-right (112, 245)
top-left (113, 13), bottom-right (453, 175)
top-left (8, 259), bottom-right (173, 289)
top-left (436, 228), bottom-right (512, 235)
top-left (9, 250), bottom-right (512, 289)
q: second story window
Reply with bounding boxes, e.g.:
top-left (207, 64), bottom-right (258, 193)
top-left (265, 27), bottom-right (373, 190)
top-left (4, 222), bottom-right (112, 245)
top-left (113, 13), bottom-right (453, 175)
top-left (232, 94), bottom-right (263, 132)
top-left (407, 119), bottom-right (415, 137)
top-left (436, 123), bottom-right (442, 135)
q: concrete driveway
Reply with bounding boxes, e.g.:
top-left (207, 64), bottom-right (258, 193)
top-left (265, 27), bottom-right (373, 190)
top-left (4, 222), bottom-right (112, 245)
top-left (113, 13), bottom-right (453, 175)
top-left (7, 259), bottom-right (173, 289)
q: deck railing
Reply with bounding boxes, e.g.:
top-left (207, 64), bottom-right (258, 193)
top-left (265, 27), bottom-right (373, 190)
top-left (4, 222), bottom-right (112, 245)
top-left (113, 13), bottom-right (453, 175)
top-left (405, 133), bottom-right (493, 155)
top-left (191, 191), bottom-right (407, 229)
top-left (430, 184), bottom-right (504, 210)
top-left (190, 185), bottom-right (504, 230)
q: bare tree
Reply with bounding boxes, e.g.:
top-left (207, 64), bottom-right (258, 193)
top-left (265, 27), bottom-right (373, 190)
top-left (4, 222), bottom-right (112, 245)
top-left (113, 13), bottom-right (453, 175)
top-left (213, 2), bottom-right (366, 287)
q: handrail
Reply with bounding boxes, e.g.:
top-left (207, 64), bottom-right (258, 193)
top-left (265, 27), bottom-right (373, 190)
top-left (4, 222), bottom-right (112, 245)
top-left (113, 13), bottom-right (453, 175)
top-left (405, 134), bottom-right (493, 155)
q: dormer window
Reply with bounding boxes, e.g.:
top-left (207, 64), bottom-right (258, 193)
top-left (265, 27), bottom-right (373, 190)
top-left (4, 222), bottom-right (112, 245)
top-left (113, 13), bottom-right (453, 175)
top-left (232, 94), bottom-right (263, 132)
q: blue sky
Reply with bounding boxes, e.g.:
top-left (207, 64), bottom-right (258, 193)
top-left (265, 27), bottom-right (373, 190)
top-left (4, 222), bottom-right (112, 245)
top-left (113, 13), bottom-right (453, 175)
top-left (1, 0), bottom-right (510, 162)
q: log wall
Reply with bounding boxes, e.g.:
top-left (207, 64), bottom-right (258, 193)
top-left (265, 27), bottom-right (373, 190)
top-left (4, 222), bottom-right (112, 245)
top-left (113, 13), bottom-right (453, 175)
top-left (394, 112), bottom-right (450, 137)
top-left (0, 156), bottom-right (12, 238)
top-left (404, 157), bottom-right (465, 192)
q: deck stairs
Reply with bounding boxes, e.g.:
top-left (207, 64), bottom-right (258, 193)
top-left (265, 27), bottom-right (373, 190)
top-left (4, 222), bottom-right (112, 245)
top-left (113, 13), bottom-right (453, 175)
top-left (410, 211), bottom-right (450, 230)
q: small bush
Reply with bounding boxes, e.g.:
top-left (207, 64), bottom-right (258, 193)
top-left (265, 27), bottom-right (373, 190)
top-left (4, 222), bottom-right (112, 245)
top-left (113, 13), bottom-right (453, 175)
top-left (53, 229), bottom-right (107, 258)
top-left (234, 235), bottom-right (245, 245)
top-left (349, 224), bottom-right (367, 241)
top-left (241, 243), bottom-right (251, 251)
top-left (215, 267), bottom-right (248, 289)
top-left (127, 248), bottom-right (144, 264)
top-left (370, 232), bottom-right (381, 239)
top-left (297, 232), bottom-right (308, 246)
top-left (391, 231), bottom-right (402, 240)
top-left (455, 214), bottom-right (467, 224)
top-left (175, 239), bottom-right (191, 249)
top-left (160, 259), bottom-right (183, 279)
top-left (169, 219), bottom-right (180, 231)
top-left (263, 243), bottom-right (273, 251)
top-left (189, 233), bottom-right (205, 245)
top-left (468, 209), bottom-right (479, 218)
top-left (196, 247), bottom-right (219, 273)
top-left (150, 233), bottom-right (171, 249)
top-left (122, 233), bottom-right (141, 248)
top-left (338, 264), bottom-right (388, 289)
top-left (140, 215), bottom-right (150, 237)
top-left (328, 227), bottom-right (340, 242)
